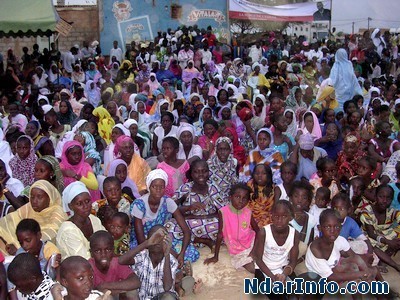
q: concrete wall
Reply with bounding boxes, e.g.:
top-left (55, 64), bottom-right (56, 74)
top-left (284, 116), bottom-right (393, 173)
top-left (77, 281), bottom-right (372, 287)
top-left (0, 5), bottom-right (99, 59)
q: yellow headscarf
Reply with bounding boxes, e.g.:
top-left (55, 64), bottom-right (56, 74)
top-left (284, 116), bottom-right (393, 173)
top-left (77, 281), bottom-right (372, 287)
top-left (0, 180), bottom-right (67, 254)
top-left (92, 106), bottom-right (115, 145)
top-left (316, 85), bottom-right (339, 109)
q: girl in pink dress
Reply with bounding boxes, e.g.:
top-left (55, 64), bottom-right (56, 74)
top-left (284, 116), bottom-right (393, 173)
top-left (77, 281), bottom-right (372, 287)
top-left (157, 136), bottom-right (189, 197)
top-left (204, 183), bottom-right (259, 273)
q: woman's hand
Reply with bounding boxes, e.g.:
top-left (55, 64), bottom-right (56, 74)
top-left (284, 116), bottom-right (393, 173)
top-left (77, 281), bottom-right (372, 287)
top-left (62, 169), bottom-right (76, 178)
top-left (190, 202), bottom-right (206, 212)
top-left (177, 253), bottom-right (184, 268)
top-left (275, 273), bottom-right (286, 283)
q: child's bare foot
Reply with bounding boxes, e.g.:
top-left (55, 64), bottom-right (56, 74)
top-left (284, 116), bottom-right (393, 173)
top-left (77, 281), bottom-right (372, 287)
top-left (193, 279), bottom-right (203, 294)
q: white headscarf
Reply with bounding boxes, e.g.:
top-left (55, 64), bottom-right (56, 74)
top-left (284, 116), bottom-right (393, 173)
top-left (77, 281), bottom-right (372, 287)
top-left (62, 181), bottom-right (90, 216)
top-left (114, 123), bottom-right (131, 137)
top-left (146, 169), bottom-right (168, 191)
top-left (123, 119), bottom-right (138, 130)
top-left (177, 123), bottom-right (195, 139)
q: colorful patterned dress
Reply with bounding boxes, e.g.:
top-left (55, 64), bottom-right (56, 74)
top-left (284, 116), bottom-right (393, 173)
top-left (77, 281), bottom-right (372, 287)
top-left (247, 180), bottom-right (274, 227)
top-left (360, 204), bottom-right (400, 251)
top-left (207, 141), bottom-right (238, 206)
top-left (130, 194), bottom-right (199, 263)
top-left (166, 182), bottom-right (222, 241)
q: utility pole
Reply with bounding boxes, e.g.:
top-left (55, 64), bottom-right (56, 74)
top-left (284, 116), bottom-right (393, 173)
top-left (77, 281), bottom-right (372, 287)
top-left (367, 17), bottom-right (372, 31)
top-left (352, 22), bottom-right (354, 34)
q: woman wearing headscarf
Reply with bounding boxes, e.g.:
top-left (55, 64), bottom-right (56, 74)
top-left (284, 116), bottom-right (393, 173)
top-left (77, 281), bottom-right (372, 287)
top-left (108, 159), bottom-right (141, 200)
top-left (177, 124), bottom-right (202, 164)
top-left (152, 112), bottom-right (178, 156)
top-left (60, 141), bottom-right (100, 201)
top-left (85, 61), bottom-right (102, 82)
top-left (0, 180), bottom-right (67, 255)
top-left (329, 48), bottom-right (363, 109)
top-left (60, 88), bottom-right (83, 117)
top-left (299, 110), bottom-right (322, 141)
top-left (240, 128), bottom-right (284, 183)
top-left (57, 181), bottom-right (105, 259)
top-left (285, 86), bottom-right (307, 111)
top-left (9, 135), bottom-right (37, 187)
top-left (182, 60), bottom-right (201, 88)
top-left (371, 28), bottom-right (386, 57)
top-left (103, 123), bottom-right (132, 175)
top-left (92, 106), bottom-right (115, 145)
top-left (108, 62), bottom-right (120, 81)
top-left (114, 135), bottom-right (150, 195)
top-left (147, 72), bottom-right (161, 96)
top-left (284, 108), bottom-right (298, 139)
top-left (123, 119), bottom-right (146, 157)
top-left (316, 85), bottom-right (339, 110)
top-left (247, 63), bottom-right (270, 98)
top-left (71, 64), bottom-right (85, 83)
top-left (116, 60), bottom-right (135, 84)
top-left (207, 137), bottom-right (238, 206)
top-left (25, 120), bottom-right (54, 157)
top-left (230, 58), bottom-right (246, 81)
top-left (168, 59), bottom-right (182, 80)
top-left (156, 62), bottom-right (176, 84)
top-left (57, 99), bottom-right (77, 126)
top-left (130, 169), bottom-right (199, 265)
top-left (77, 131), bottom-right (102, 175)
top-left (134, 63), bottom-right (150, 88)
top-left (32, 66), bottom-right (49, 88)
top-left (336, 133), bottom-right (366, 185)
top-left (221, 127), bottom-right (246, 169)
top-left (85, 80), bottom-right (101, 107)
top-left (252, 94), bottom-right (267, 131)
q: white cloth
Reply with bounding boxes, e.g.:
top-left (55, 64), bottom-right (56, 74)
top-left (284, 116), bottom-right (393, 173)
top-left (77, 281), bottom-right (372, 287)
top-left (305, 236), bottom-right (350, 278)
top-left (131, 194), bottom-right (177, 221)
top-left (110, 47), bottom-right (123, 63)
top-left (276, 183), bottom-right (289, 201)
top-left (256, 224), bottom-right (295, 275)
top-left (62, 181), bottom-right (90, 216)
top-left (177, 144), bottom-right (203, 160)
top-left (145, 169), bottom-right (168, 190)
top-left (62, 51), bottom-right (75, 73)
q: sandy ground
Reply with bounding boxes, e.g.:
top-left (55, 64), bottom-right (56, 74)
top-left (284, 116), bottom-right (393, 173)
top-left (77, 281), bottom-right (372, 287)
top-left (185, 246), bottom-right (400, 300)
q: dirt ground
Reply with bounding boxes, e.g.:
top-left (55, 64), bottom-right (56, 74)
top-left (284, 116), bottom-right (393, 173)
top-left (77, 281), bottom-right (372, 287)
top-left (186, 246), bottom-right (400, 300)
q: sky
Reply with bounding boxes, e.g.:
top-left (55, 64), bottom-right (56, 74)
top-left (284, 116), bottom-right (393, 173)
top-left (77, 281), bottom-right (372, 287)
top-left (331, 0), bottom-right (400, 33)
top-left (54, 0), bottom-right (400, 33)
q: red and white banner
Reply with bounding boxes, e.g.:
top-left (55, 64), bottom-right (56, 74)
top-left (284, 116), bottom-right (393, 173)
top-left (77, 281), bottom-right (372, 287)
top-left (229, 0), bottom-right (331, 22)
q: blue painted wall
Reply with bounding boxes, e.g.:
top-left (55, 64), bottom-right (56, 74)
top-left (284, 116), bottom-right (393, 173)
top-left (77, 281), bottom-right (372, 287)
top-left (100, 0), bottom-right (228, 55)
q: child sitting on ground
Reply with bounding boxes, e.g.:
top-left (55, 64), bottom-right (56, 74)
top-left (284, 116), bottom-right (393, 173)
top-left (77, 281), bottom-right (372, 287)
top-left (348, 176), bottom-right (366, 222)
top-left (88, 230), bottom-right (140, 298)
top-left (355, 156), bottom-right (380, 207)
top-left (309, 187), bottom-right (331, 239)
top-left (310, 157), bottom-right (339, 204)
top-left (119, 225), bottom-right (181, 300)
top-left (204, 183), bottom-right (259, 273)
top-left (97, 205), bottom-right (118, 229)
top-left (107, 212), bottom-right (130, 256)
top-left (247, 164), bottom-right (275, 227)
top-left (305, 209), bottom-right (383, 287)
top-left (330, 193), bottom-right (378, 266)
top-left (360, 185), bottom-right (400, 272)
top-left (274, 161), bottom-right (297, 201)
top-left (289, 181), bottom-right (316, 257)
top-left (13, 219), bottom-right (61, 272)
top-left (8, 253), bottom-right (55, 300)
top-left (92, 177), bottom-right (131, 215)
top-left (254, 201), bottom-right (300, 298)
top-left (53, 255), bottom-right (110, 300)
top-left (108, 159), bottom-right (141, 202)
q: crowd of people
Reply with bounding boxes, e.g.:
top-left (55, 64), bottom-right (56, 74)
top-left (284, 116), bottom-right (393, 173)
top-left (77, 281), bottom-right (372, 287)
top-left (0, 23), bottom-right (399, 299)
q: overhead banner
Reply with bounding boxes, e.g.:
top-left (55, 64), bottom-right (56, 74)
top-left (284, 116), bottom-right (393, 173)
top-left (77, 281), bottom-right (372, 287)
top-left (229, 0), bottom-right (331, 22)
